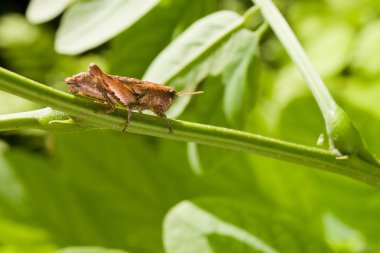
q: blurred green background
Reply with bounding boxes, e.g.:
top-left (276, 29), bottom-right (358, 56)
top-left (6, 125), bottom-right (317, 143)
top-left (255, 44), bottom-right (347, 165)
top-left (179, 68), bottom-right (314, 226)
top-left (1, 0), bottom-right (380, 252)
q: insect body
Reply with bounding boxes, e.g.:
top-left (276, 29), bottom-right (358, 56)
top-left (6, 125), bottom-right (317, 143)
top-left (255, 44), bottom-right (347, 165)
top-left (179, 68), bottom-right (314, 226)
top-left (65, 64), bottom-right (202, 133)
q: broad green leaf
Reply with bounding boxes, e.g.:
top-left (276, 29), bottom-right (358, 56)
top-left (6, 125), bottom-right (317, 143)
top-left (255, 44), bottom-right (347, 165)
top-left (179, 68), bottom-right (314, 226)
top-left (0, 153), bottom-right (58, 253)
top-left (339, 79), bottom-right (380, 120)
top-left (4, 1), bottom-right (380, 252)
top-left (164, 198), bottom-right (333, 253)
top-left (323, 213), bottom-right (367, 252)
top-left (352, 20), bottom-right (380, 77)
top-left (262, 21), bottom-right (354, 130)
top-left (0, 130), bottom-right (264, 252)
top-left (143, 10), bottom-right (244, 84)
top-left (306, 23), bottom-right (354, 77)
top-left (0, 218), bottom-right (52, 245)
top-left (109, 0), bottom-right (219, 78)
top-left (287, 3), bottom-right (354, 78)
top-left (0, 14), bottom-right (48, 80)
top-left (1, 132), bottom-right (199, 252)
top-left (276, 95), bottom-right (326, 145)
top-left (0, 14), bottom-right (108, 88)
top-left (247, 152), bottom-right (380, 252)
top-left (143, 11), bottom-right (261, 118)
top-left (164, 200), bottom-right (278, 253)
top-left (56, 246), bottom-right (129, 253)
top-left (222, 29), bottom-right (260, 126)
top-left (325, 0), bottom-right (364, 12)
top-left (0, 149), bottom-right (24, 204)
top-left (55, 0), bottom-right (158, 55)
top-left (26, 0), bottom-right (74, 24)
top-left (0, 14), bottom-right (40, 47)
top-left (207, 234), bottom-right (264, 253)
top-left (259, 65), bottom-right (308, 130)
top-left (145, 10), bottom-right (245, 118)
top-left (250, 95), bottom-right (380, 249)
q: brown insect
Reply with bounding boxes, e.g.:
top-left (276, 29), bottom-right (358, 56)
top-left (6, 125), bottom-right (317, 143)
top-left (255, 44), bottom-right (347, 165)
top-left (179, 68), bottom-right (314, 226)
top-left (64, 63), bottom-right (202, 133)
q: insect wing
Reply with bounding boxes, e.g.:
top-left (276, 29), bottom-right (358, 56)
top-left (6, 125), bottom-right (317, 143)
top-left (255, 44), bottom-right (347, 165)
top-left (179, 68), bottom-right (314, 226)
top-left (89, 64), bottom-right (137, 107)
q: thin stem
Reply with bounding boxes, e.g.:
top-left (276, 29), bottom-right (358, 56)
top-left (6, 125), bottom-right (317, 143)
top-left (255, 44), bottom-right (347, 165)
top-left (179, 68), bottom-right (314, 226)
top-left (251, 0), bottom-right (379, 166)
top-left (251, 0), bottom-right (336, 114)
top-left (255, 22), bottom-right (269, 41)
top-left (0, 67), bottom-right (380, 188)
top-left (243, 5), bottom-right (260, 23)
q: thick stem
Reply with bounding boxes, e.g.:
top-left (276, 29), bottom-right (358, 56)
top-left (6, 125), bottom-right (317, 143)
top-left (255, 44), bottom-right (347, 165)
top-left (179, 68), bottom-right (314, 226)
top-left (0, 67), bottom-right (380, 188)
top-left (0, 108), bottom-right (94, 132)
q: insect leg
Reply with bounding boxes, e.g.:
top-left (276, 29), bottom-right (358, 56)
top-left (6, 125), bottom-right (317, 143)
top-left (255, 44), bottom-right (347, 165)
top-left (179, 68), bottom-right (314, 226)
top-left (162, 114), bottom-right (172, 134)
top-left (95, 83), bottom-right (117, 113)
top-left (122, 106), bottom-right (133, 133)
top-left (153, 109), bottom-right (172, 134)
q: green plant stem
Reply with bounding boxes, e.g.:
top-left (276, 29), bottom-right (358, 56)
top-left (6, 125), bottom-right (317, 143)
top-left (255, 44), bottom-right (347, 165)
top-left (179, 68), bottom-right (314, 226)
top-left (255, 22), bottom-right (269, 41)
top-left (251, 0), bottom-right (336, 114)
top-left (1, 67), bottom-right (380, 187)
top-left (0, 107), bottom-right (94, 132)
top-left (251, 0), bottom-right (379, 166)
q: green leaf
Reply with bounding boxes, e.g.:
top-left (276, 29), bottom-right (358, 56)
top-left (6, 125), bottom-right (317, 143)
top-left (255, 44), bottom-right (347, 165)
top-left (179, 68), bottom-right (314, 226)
top-left (0, 129), bottom-right (277, 252)
top-left (339, 79), bottom-right (380, 120)
top-left (352, 20), bottom-right (380, 77)
top-left (207, 234), bottom-right (263, 253)
top-left (306, 23), bottom-right (354, 77)
top-left (108, 0), bottom-right (219, 78)
top-left (1, 132), bottom-right (198, 252)
top-left (251, 95), bottom-right (380, 249)
top-left (143, 11), bottom-right (263, 119)
top-left (26, 0), bottom-right (74, 24)
top-left (144, 10), bottom-right (261, 118)
top-left (55, 0), bottom-right (159, 55)
top-left (287, 4), bottom-right (355, 78)
top-left (323, 213), bottom-right (367, 252)
top-left (164, 198), bottom-right (334, 253)
top-left (0, 151), bottom-right (24, 205)
top-left (259, 22), bottom-right (354, 132)
top-left (4, 1), bottom-right (380, 252)
top-left (0, 219), bottom-right (53, 245)
top-left (56, 246), bottom-right (130, 253)
top-left (143, 10), bottom-right (244, 84)
top-left (222, 29), bottom-right (260, 126)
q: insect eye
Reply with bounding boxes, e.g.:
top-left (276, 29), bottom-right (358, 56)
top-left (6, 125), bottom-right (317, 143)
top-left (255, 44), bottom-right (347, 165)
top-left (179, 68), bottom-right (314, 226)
top-left (169, 89), bottom-right (176, 97)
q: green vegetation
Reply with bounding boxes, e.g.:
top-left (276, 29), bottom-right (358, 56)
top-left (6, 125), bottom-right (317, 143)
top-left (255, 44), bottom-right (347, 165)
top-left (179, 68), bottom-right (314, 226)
top-left (0, 0), bottom-right (380, 252)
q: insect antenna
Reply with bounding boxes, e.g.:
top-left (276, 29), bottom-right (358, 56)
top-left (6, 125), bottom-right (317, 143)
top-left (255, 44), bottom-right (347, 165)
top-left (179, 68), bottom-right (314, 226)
top-left (177, 90), bottom-right (204, 96)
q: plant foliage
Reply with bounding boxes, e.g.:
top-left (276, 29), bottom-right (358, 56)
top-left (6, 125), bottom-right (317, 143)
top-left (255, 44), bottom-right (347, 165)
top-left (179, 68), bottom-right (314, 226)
top-left (0, 0), bottom-right (380, 252)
